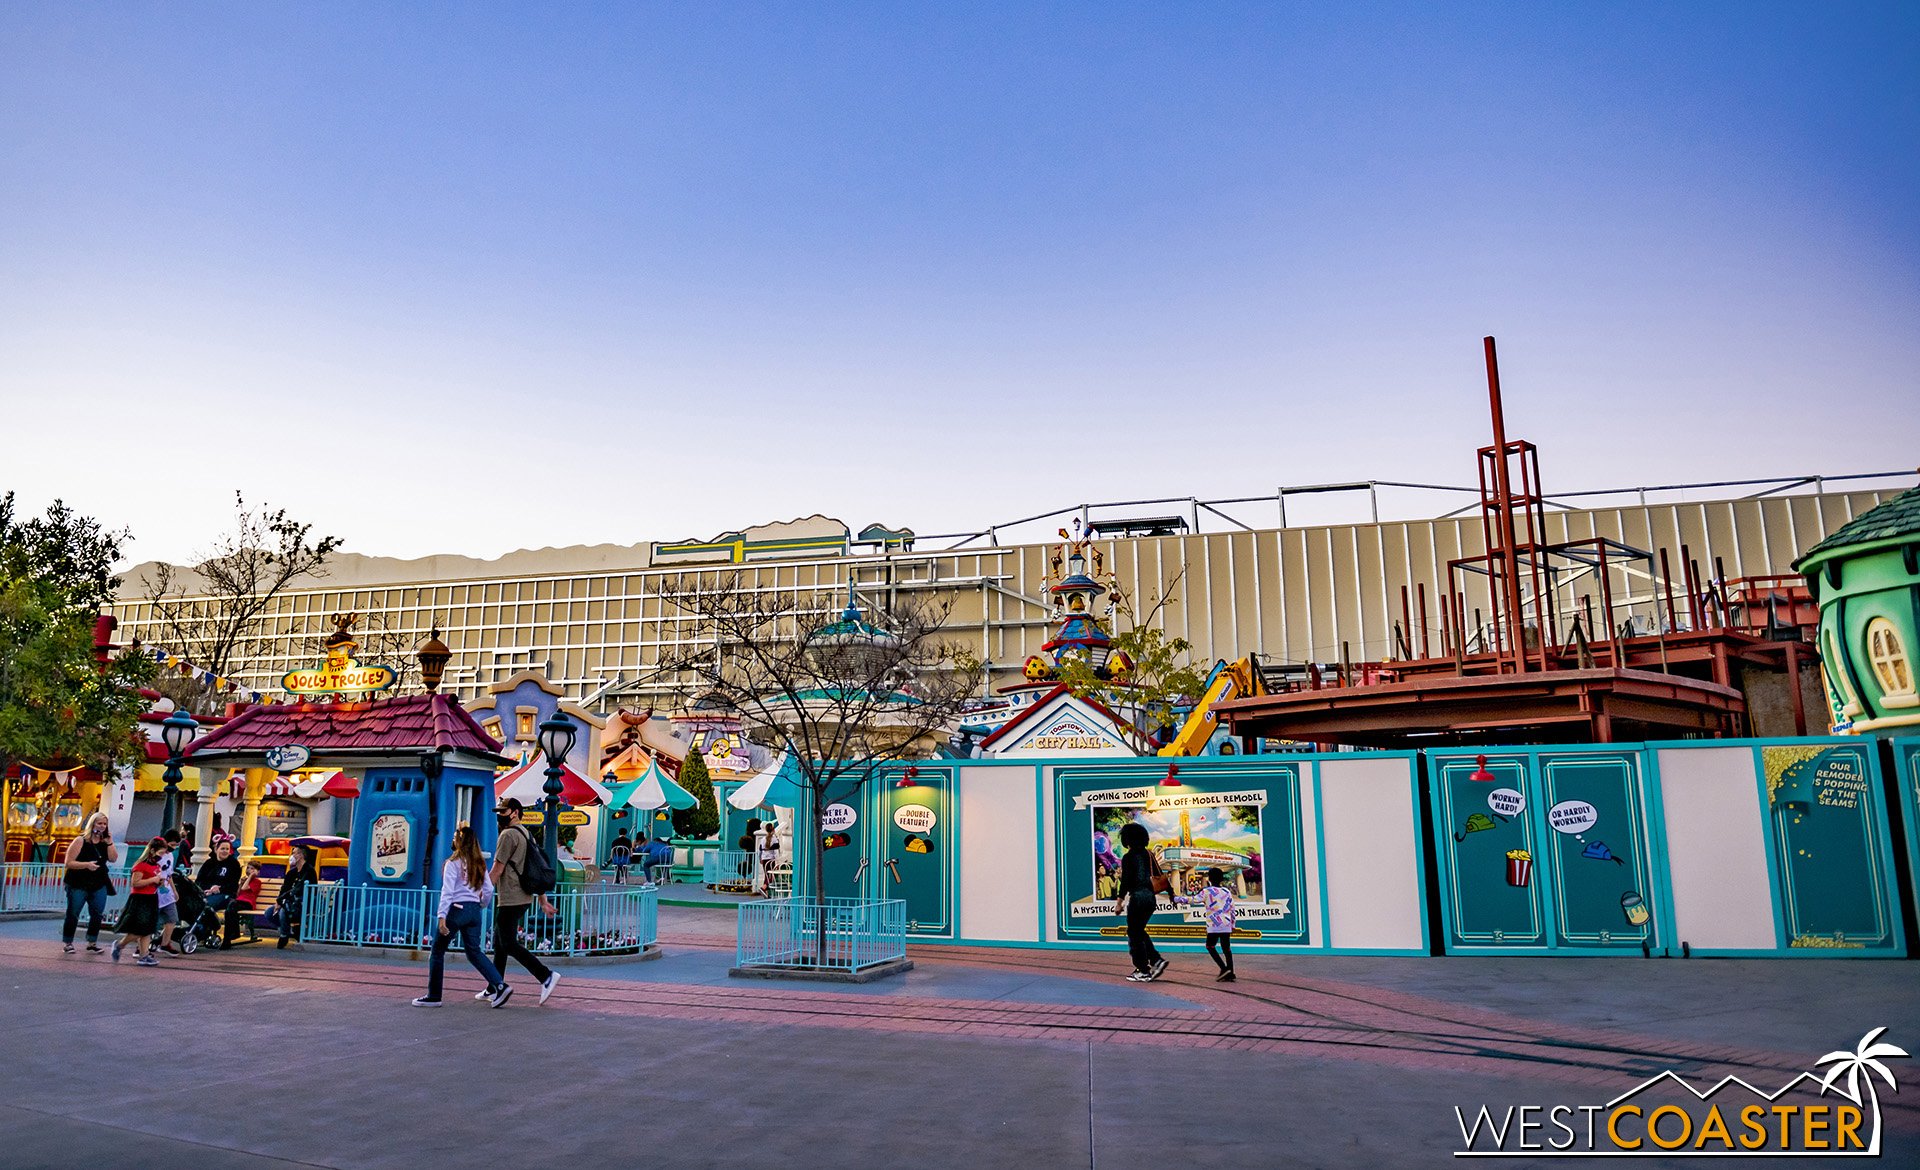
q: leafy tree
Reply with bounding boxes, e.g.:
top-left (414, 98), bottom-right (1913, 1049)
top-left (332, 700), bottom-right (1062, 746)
top-left (143, 492), bottom-right (341, 713)
top-left (1053, 578), bottom-right (1210, 753)
top-left (672, 748), bottom-right (719, 839)
top-left (0, 494), bottom-right (155, 812)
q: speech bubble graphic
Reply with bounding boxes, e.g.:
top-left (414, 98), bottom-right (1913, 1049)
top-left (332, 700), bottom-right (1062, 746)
top-left (893, 803), bottom-right (936, 833)
top-left (820, 803), bottom-right (858, 832)
top-left (1488, 788), bottom-right (1525, 818)
top-left (1547, 800), bottom-right (1599, 835)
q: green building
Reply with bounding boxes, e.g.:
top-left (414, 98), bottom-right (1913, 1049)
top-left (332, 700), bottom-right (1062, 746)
top-left (1797, 485), bottom-right (1920, 734)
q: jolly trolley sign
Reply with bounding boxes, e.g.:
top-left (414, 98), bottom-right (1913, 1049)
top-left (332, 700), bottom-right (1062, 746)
top-left (280, 613), bottom-right (399, 699)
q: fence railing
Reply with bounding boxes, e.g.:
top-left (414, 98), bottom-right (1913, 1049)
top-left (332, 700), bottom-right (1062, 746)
top-left (736, 897), bottom-right (906, 973)
top-left (304, 883), bottom-right (658, 956)
top-left (0, 862), bottom-right (137, 914)
top-left (702, 849), bottom-right (758, 888)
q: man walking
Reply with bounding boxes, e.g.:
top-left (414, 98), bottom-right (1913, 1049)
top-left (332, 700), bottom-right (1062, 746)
top-left (488, 799), bottom-right (560, 1006)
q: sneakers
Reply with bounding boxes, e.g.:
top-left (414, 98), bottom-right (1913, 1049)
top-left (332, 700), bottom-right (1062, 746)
top-left (410, 997), bottom-right (443, 1008)
top-left (136, 955), bottom-right (160, 967)
top-left (1149, 958), bottom-right (1169, 980)
top-left (489, 983), bottom-right (514, 1009)
top-left (63, 943), bottom-right (75, 954)
top-left (1126, 971), bottom-right (1153, 982)
top-left (86, 943), bottom-right (102, 953)
top-left (111, 939), bottom-right (123, 962)
top-left (539, 972), bottom-right (560, 1005)
top-left (474, 988), bottom-right (492, 1001)
top-left (1216, 971), bottom-right (1236, 983)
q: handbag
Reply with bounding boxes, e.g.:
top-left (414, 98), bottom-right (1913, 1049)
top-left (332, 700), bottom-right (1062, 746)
top-left (1149, 857), bottom-right (1171, 895)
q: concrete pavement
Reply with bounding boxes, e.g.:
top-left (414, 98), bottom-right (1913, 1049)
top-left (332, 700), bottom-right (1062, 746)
top-left (0, 907), bottom-right (1915, 1169)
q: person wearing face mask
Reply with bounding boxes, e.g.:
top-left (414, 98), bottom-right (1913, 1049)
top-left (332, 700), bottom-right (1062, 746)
top-left (487, 799), bottom-right (560, 1006)
top-left (61, 814), bottom-right (118, 954)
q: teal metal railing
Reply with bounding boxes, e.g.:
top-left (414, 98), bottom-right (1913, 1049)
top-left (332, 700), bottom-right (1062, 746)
top-left (304, 883), bottom-right (658, 956)
top-left (0, 861), bottom-right (137, 914)
top-left (736, 896), bottom-right (906, 972)
top-left (702, 849), bottom-right (758, 888)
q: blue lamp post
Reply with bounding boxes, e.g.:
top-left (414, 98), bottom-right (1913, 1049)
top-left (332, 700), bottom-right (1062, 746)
top-left (158, 708), bottom-right (199, 834)
top-left (535, 714), bottom-right (577, 863)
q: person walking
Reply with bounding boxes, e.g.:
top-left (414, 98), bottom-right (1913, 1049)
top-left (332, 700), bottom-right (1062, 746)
top-left (112, 838), bottom-right (169, 966)
top-left (61, 813), bottom-right (118, 954)
top-left (1111, 822), bottom-right (1169, 982)
top-left (488, 799), bottom-right (560, 1005)
top-left (414, 826), bottom-right (510, 1008)
top-left (1198, 867), bottom-right (1237, 982)
top-left (154, 827), bottom-right (183, 955)
top-left (274, 845), bottom-right (316, 950)
top-left (196, 837), bottom-right (243, 946)
top-left (756, 819), bottom-right (782, 898)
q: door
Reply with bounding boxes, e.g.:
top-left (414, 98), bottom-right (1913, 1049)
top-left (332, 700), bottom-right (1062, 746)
top-left (1432, 748), bottom-right (1656, 954)
top-left (880, 768), bottom-right (952, 935)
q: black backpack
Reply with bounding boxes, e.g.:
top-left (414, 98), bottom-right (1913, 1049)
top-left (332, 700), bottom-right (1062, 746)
top-left (514, 826), bottom-right (557, 895)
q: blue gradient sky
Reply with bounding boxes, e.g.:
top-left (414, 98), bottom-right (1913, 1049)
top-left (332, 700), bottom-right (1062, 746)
top-left (3, 3), bottom-right (1915, 564)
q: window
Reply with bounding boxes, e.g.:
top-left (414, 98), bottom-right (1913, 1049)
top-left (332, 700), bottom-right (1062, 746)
top-left (516, 710), bottom-right (536, 740)
top-left (1866, 618), bottom-right (1917, 707)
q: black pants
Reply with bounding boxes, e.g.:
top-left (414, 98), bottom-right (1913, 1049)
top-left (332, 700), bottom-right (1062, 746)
top-left (1205, 930), bottom-right (1234, 973)
top-left (1126, 892), bottom-right (1163, 973)
top-left (493, 902), bottom-right (553, 983)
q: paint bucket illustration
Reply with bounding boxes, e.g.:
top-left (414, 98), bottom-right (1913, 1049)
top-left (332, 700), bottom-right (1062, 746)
top-left (1505, 849), bottom-right (1532, 888)
top-left (1621, 891), bottom-right (1649, 927)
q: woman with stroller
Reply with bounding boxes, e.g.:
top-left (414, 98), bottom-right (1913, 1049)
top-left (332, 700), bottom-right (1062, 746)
top-left (413, 825), bottom-right (510, 1008)
top-left (274, 845), bottom-right (317, 950)
top-left (62, 813), bottom-right (117, 954)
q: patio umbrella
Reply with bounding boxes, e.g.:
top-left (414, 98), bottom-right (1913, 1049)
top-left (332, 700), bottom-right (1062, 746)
top-left (604, 757), bottom-right (697, 813)
top-left (494, 757), bottom-right (608, 806)
top-left (290, 770), bottom-right (360, 799)
top-left (727, 752), bottom-right (802, 810)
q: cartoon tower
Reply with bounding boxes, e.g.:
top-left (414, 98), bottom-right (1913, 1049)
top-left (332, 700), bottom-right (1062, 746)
top-left (1024, 521), bottom-right (1123, 680)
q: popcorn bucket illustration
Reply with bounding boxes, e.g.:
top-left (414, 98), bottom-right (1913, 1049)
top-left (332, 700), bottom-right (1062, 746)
top-left (1505, 849), bottom-right (1533, 888)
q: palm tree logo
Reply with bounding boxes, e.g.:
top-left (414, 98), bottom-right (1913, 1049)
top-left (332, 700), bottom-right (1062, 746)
top-left (1815, 1027), bottom-right (1907, 1155)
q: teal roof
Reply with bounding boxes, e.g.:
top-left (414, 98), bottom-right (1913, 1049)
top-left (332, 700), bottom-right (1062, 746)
top-left (1797, 486), bottom-right (1920, 567)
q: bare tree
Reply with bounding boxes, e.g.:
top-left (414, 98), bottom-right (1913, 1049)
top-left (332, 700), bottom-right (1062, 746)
top-left (651, 571), bottom-right (981, 919)
top-left (144, 493), bottom-right (342, 713)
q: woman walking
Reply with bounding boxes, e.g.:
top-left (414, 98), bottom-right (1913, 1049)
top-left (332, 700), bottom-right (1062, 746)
top-left (413, 826), bottom-right (510, 1008)
top-left (1111, 823), bottom-right (1169, 982)
top-left (112, 838), bottom-right (169, 967)
top-left (61, 814), bottom-right (117, 953)
top-left (274, 845), bottom-right (317, 950)
top-left (756, 819), bottom-right (782, 898)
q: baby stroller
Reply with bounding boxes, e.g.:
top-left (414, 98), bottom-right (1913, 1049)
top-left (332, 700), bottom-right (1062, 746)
top-left (171, 871), bottom-right (219, 954)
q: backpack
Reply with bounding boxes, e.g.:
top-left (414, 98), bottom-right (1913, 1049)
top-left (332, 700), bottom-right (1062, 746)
top-left (514, 826), bottom-right (557, 895)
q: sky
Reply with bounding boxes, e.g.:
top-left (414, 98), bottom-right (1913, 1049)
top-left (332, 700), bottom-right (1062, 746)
top-left (2, 2), bottom-right (1915, 566)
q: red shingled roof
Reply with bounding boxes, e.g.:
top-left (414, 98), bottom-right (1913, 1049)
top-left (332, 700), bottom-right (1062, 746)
top-left (185, 694), bottom-right (508, 762)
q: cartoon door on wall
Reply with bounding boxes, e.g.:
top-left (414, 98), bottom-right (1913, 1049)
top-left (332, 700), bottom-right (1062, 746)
top-left (1434, 749), bottom-right (1655, 952)
top-left (881, 769), bottom-right (951, 935)
top-left (1766, 742), bottom-right (1899, 951)
top-left (815, 787), bottom-right (872, 897)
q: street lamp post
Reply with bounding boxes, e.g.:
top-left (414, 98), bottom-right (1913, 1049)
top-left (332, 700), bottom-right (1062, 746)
top-left (535, 714), bottom-right (577, 864)
top-left (159, 709), bottom-right (200, 834)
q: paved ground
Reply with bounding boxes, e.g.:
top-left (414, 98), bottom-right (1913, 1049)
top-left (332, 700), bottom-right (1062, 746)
top-left (2, 908), bottom-right (1915, 1169)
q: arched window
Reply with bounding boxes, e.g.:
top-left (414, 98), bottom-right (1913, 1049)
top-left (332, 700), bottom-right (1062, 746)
top-left (1866, 618), bottom-right (1917, 706)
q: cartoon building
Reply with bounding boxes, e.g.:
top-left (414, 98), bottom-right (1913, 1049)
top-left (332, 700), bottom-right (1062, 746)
top-left (1797, 485), bottom-right (1920, 734)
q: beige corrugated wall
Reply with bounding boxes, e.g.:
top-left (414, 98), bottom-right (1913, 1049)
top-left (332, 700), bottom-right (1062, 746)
top-left (111, 490), bottom-right (1893, 701)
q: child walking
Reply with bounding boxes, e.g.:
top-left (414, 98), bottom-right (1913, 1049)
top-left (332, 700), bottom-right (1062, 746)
top-left (112, 838), bottom-right (170, 967)
top-left (1200, 867), bottom-right (1237, 982)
